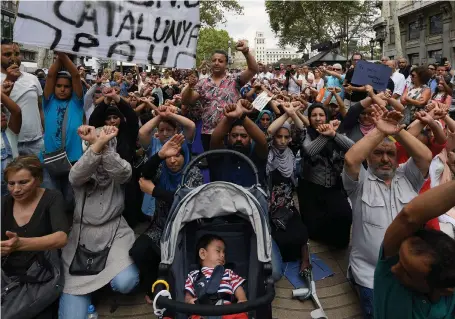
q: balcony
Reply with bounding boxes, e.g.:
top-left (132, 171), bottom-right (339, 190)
top-left (372, 16), bottom-right (387, 31)
top-left (397, 0), bottom-right (440, 17)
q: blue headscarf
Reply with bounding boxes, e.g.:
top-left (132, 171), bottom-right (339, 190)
top-left (159, 141), bottom-right (190, 192)
top-left (255, 110), bottom-right (275, 132)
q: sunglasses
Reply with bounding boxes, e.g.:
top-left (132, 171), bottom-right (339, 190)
top-left (333, 68), bottom-right (341, 71)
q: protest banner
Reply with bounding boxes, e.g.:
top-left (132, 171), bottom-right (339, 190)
top-left (13, 0), bottom-right (200, 69)
top-left (351, 60), bottom-right (393, 92)
top-left (252, 92), bottom-right (273, 112)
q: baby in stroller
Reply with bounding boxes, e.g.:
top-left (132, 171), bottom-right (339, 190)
top-left (184, 234), bottom-right (248, 319)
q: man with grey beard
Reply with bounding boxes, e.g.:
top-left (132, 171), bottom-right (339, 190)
top-left (341, 105), bottom-right (432, 319)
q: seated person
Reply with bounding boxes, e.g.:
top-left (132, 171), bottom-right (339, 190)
top-left (209, 99), bottom-right (268, 187)
top-left (185, 234), bottom-right (248, 319)
top-left (374, 181), bottom-right (455, 318)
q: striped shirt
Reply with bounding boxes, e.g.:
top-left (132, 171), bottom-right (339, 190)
top-left (301, 132), bottom-right (354, 188)
top-left (185, 267), bottom-right (245, 297)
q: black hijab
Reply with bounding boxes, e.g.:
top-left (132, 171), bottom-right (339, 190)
top-left (306, 103), bottom-right (338, 158)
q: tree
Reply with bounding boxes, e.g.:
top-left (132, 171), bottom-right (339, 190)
top-left (200, 0), bottom-right (243, 27)
top-left (196, 28), bottom-right (236, 67)
top-left (265, 1), bottom-right (379, 58)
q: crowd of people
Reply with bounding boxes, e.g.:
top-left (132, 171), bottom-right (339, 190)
top-left (1, 36), bottom-right (455, 319)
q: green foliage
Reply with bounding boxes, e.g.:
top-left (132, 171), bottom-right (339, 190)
top-left (265, 0), bottom-right (379, 56)
top-left (196, 28), bottom-right (236, 66)
top-left (200, 0), bottom-right (244, 27)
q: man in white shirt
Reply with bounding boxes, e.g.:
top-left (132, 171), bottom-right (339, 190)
top-left (1, 40), bottom-right (44, 156)
top-left (199, 68), bottom-right (210, 80)
top-left (386, 60), bottom-right (406, 98)
top-left (300, 65), bottom-right (314, 88)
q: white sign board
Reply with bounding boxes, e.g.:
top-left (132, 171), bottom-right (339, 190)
top-left (14, 0), bottom-right (200, 69)
top-left (252, 92), bottom-right (273, 112)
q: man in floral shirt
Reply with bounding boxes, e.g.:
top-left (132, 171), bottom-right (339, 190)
top-left (182, 41), bottom-right (258, 151)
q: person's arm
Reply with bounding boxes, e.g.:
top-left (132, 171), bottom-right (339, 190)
top-left (243, 116), bottom-right (268, 158)
top-left (101, 150), bottom-right (132, 184)
top-left (181, 75), bottom-right (200, 105)
top-left (115, 96), bottom-right (139, 140)
top-left (394, 126), bottom-right (432, 177)
top-left (296, 110), bottom-right (310, 127)
top-left (57, 52), bottom-right (83, 99)
top-left (1, 92), bottom-right (21, 134)
top-left (210, 115), bottom-right (231, 150)
top-left (404, 87), bottom-right (431, 107)
top-left (364, 85), bottom-right (387, 108)
top-left (386, 95), bottom-right (405, 112)
top-left (322, 92), bottom-right (333, 108)
top-left (400, 87), bottom-right (409, 105)
top-left (141, 152), bottom-right (163, 180)
top-left (44, 55), bottom-right (62, 99)
top-left (88, 98), bottom-right (109, 128)
top-left (138, 115), bottom-right (162, 149)
top-left (234, 286), bottom-right (247, 303)
top-left (302, 134), bottom-right (330, 157)
top-left (244, 87), bottom-right (257, 101)
top-left (237, 41), bottom-right (259, 86)
top-left (334, 92), bottom-right (347, 117)
top-left (166, 112), bottom-right (196, 142)
top-left (83, 83), bottom-right (99, 112)
top-left (324, 69), bottom-right (342, 80)
top-left (1, 231), bottom-right (67, 255)
top-left (407, 111), bottom-right (446, 145)
top-left (267, 113), bottom-right (289, 136)
top-left (69, 147), bottom-right (103, 186)
top-left (37, 96), bottom-right (44, 129)
top-left (383, 181), bottom-right (455, 258)
top-left (444, 114), bottom-right (455, 133)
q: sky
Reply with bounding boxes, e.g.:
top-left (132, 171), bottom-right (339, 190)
top-left (218, 0), bottom-right (288, 50)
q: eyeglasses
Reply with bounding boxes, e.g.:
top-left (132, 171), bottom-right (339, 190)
top-left (333, 68), bottom-right (341, 71)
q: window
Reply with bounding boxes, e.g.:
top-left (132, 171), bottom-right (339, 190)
top-left (408, 53), bottom-right (419, 65)
top-left (1, 15), bottom-right (13, 41)
top-left (428, 50), bottom-right (442, 62)
top-left (429, 13), bottom-right (443, 35)
top-left (389, 28), bottom-right (395, 44)
top-left (408, 21), bottom-right (420, 40)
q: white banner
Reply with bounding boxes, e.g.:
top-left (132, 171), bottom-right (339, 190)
top-left (14, 0), bottom-right (200, 69)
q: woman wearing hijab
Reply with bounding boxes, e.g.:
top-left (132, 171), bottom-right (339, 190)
top-left (88, 87), bottom-right (141, 227)
top-left (298, 103), bottom-right (354, 248)
top-left (59, 125), bottom-right (139, 319)
top-left (256, 109), bottom-right (275, 142)
top-left (266, 104), bottom-right (310, 281)
top-left (129, 134), bottom-right (203, 304)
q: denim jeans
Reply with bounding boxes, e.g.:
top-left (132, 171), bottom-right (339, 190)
top-left (18, 138), bottom-right (44, 157)
top-left (271, 239), bottom-right (283, 282)
top-left (357, 284), bottom-right (374, 319)
top-left (58, 264), bottom-right (139, 319)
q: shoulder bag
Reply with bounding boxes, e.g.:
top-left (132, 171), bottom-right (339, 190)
top-left (69, 193), bottom-right (121, 276)
top-left (43, 102), bottom-right (73, 176)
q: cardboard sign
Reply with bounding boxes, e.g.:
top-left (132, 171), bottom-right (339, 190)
top-left (14, 0), bottom-right (200, 69)
top-left (351, 60), bottom-right (393, 92)
top-left (252, 91), bottom-right (273, 111)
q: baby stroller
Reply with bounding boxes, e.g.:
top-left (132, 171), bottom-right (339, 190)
top-left (152, 150), bottom-right (275, 319)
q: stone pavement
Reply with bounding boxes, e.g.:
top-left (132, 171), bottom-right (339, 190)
top-left (96, 239), bottom-right (362, 319)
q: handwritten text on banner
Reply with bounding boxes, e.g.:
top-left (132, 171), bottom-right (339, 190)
top-left (351, 60), bottom-right (393, 92)
top-left (14, 0), bottom-right (200, 69)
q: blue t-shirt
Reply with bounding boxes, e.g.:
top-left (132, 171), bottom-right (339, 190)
top-left (374, 245), bottom-right (455, 319)
top-left (42, 92), bottom-right (84, 163)
top-left (322, 75), bottom-right (346, 103)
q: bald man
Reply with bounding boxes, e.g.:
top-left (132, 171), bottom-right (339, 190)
top-left (387, 60), bottom-right (406, 98)
top-left (380, 56), bottom-right (390, 65)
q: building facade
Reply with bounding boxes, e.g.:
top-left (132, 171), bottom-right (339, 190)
top-left (373, 0), bottom-right (455, 65)
top-left (254, 31), bottom-right (299, 65)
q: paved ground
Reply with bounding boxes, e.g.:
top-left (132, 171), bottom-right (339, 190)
top-left (95, 239), bottom-right (362, 319)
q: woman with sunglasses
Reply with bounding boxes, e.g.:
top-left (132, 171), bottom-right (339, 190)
top-left (401, 66), bottom-right (431, 125)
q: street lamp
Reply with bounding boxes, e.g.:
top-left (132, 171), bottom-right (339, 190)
top-left (228, 40), bottom-right (232, 65)
top-left (369, 39), bottom-right (375, 60)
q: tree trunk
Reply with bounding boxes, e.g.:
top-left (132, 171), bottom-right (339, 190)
top-left (36, 48), bottom-right (53, 69)
top-left (389, 0), bottom-right (403, 58)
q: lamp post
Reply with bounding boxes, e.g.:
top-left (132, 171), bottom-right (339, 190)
top-left (228, 40), bottom-right (232, 65)
top-left (369, 39), bottom-right (375, 61)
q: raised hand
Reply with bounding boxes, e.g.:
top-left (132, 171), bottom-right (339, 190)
top-left (238, 99), bottom-right (253, 114)
top-left (224, 103), bottom-right (243, 119)
top-left (1, 80), bottom-right (14, 96)
top-left (414, 111), bottom-right (434, 125)
top-left (330, 119), bottom-right (341, 131)
top-left (77, 125), bottom-right (97, 144)
top-left (371, 105), bottom-right (405, 135)
top-left (316, 123), bottom-right (336, 137)
top-left (236, 40), bottom-right (249, 54)
top-left (98, 125), bottom-right (118, 143)
top-left (158, 134), bottom-right (185, 159)
top-left (188, 73), bottom-right (198, 88)
top-left (102, 87), bottom-right (117, 98)
top-left (364, 84), bottom-right (374, 95)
